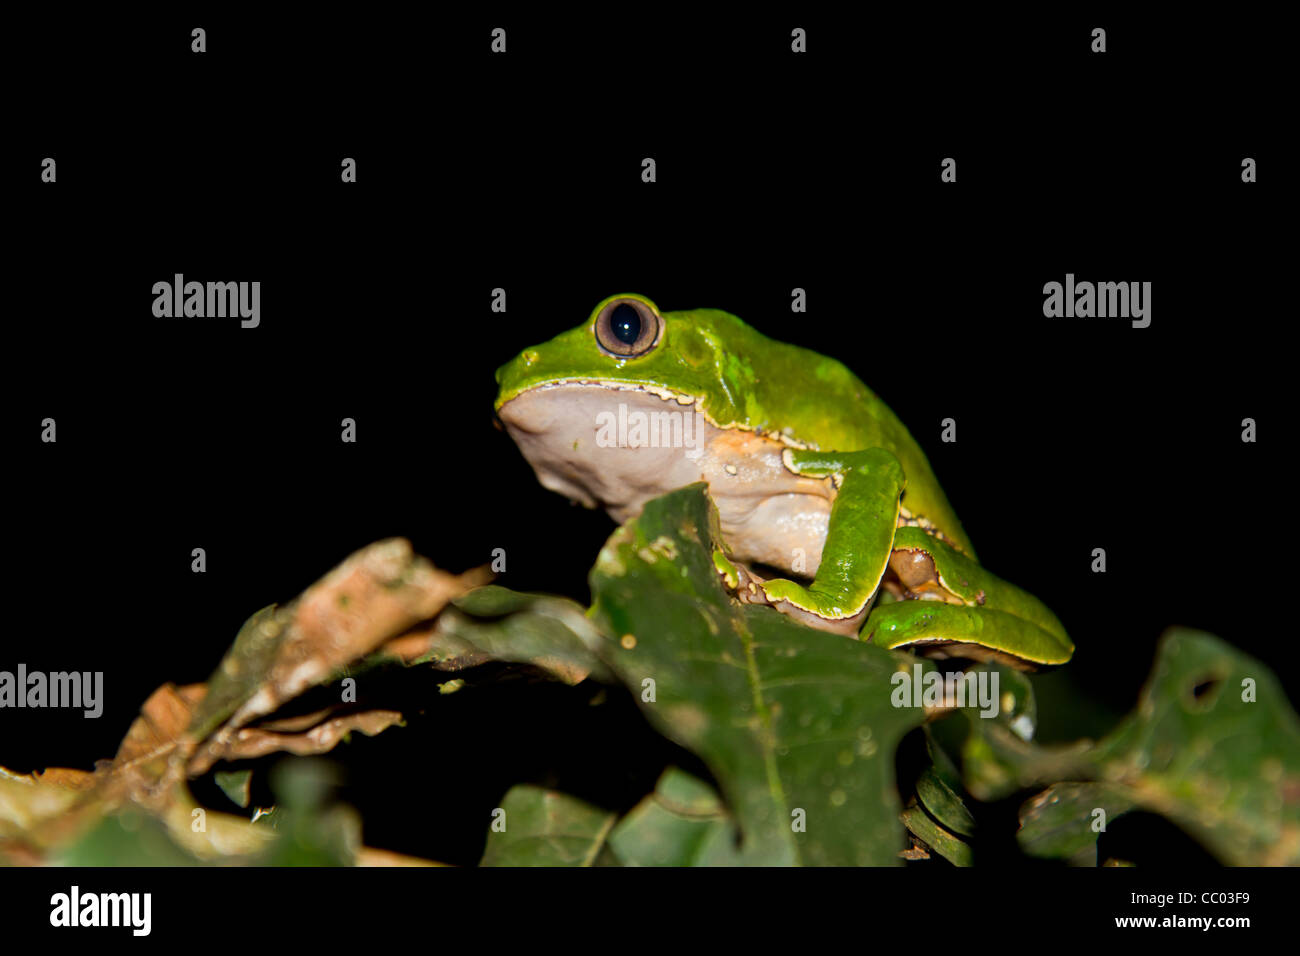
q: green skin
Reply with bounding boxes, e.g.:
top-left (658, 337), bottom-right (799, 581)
top-left (495, 294), bottom-right (1072, 667)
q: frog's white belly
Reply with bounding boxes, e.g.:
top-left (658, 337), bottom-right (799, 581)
top-left (498, 384), bottom-right (833, 575)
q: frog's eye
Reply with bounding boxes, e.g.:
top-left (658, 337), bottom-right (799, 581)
top-left (595, 298), bottom-right (661, 358)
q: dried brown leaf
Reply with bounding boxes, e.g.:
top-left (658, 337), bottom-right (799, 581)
top-left (189, 710), bottom-right (403, 773)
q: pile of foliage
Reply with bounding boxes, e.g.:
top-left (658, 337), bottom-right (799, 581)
top-left (3, 486), bottom-right (1296, 866)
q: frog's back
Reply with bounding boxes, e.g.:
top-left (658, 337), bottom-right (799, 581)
top-left (683, 307), bottom-right (975, 557)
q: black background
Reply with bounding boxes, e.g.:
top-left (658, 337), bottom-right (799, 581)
top-left (3, 5), bottom-right (1289, 888)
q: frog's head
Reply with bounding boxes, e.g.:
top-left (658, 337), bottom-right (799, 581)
top-left (494, 294), bottom-right (764, 513)
top-left (494, 293), bottom-right (753, 414)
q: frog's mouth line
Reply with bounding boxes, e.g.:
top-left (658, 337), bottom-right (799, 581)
top-left (497, 377), bottom-right (697, 410)
top-left (497, 378), bottom-right (814, 450)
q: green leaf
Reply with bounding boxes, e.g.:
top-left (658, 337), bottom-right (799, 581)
top-left (899, 804), bottom-right (974, 866)
top-left (1016, 782), bottom-right (1134, 861)
top-left (608, 768), bottom-right (745, 866)
top-left (588, 483), bottom-right (931, 865)
top-left (189, 604), bottom-right (287, 741)
top-left (253, 759), bottom-right (360, 866)
top-left (959, 723), bottom-right (1092, 804)
top-left (961, 627), bottom-right (1300, 865)
top-left (1089, 628), bottom-right (1300, 865)
top-left (480, 786), bottom-right (616, 866)
top-left (54, 810), bottom-right (204, 866)
top-left (985, 662), bottom-right (1038, 741)
top-left (214, 769), bottom-right (253, 808)
top-left (915, 766), bottom-right (976, 839)
top-left (423, 586), bottom-right (610, 684)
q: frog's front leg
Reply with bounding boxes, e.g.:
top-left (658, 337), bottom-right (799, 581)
top-left (752, 447), bottom-right (907, 635)
top-left (865, 528), bottom-right (1074, 668)
top-left (716, 446), bottom-right (1076, 670)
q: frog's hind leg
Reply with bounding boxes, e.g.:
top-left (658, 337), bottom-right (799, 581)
top-left (755, 447), bottom-right (906, 636)
top-left (863, 527), bottom-right (1075, 669)
top-left (864, 602), bottom-right (1070, 670)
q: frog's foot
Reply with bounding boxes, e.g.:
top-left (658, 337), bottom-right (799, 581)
top-left (712, 550), bottom-right (868, 636)
top-left (887, 547), bottom-right (968, 602)
top-left (760, 577), bottom-right (872, 636)
top-left (712, 549), bottom-right (770, 605)
top-left (864, 527), bottom-right (1074, 669)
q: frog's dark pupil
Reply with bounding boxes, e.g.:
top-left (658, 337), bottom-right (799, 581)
top-left (610, 304), bottom-right (641, 345)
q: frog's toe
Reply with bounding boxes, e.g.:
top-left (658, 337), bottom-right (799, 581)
top-left (712, 550), bottom-right (774, 606)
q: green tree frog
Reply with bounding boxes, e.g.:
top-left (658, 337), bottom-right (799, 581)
top-left (495, 294), bottom-right (1072, 669)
